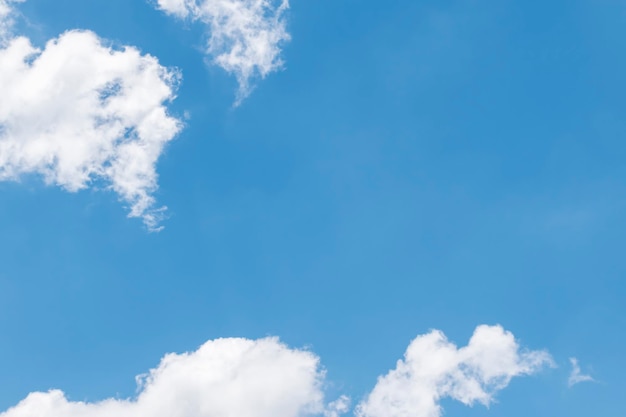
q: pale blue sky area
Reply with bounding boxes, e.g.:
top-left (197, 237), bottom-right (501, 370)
top-left (0, 0), bottom-right (624, 416)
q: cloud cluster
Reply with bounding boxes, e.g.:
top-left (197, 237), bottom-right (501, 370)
top-left (0, 1), bottom-right (182, 230)
top-left (0, 0), bottom-right (291, 229)
top-left (156, 0), bottom-right (291, 103)
top-left (356, 325), bottom-right (554, 417)
top-left (0, 326), bottom-right (552, 417)
top-left (1, 337), bottom-right (330, 417)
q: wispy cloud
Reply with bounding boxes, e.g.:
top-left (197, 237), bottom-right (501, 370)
top-left (568, 358), bottom-right (595, 387)
top-left (0, 1), bottom-right (182, 230)
top-left (357, 325), bottom-right (554, 417)
top-left (156, 0), bottom-right (290, 104)
top-left (0, 0), bottom-right (24, 40)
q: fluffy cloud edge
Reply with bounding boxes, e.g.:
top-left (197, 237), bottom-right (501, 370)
top-left (0, 326), bottom-right (557, 417)
top-left (1, 337), bottom-right (345, 417)
top-left (0, 1), bottom-right (183, 230)
top-left (0, 0), bottom-right (24, 40)
top-left (155, 0), bottom-right (291, 104)
top-left (356, 325), bottom-right (555, 417)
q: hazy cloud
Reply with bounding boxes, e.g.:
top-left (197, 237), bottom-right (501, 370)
top-left (0, 0), bottom-right (23, 40)
top-left (568, 358), bottom-right (594, 387)
top-left (324, 396), bottom-right (350, 417)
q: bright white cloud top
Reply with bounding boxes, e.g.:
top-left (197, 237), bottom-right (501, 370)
top-left (357, 325), bottom-right (554, 417)
top-left (568, 358), bottom-right (594, 387)
top-left (0, 337), bottom-right (331, 417)
top-left (0, 1), bottom-right (182, 230)
top-left (0, 326), bottom-right (553, 417)
top-left (156, 0), bottom-right (290, 103)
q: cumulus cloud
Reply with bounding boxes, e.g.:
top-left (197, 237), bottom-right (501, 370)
top-left (0, 326), bottom-right (555, 417)
top-left (568, 358), bottom-right (594, 387)
top-left (0, 1), bottom-right (182, 230)
top-left (357, 325), bottom-right (554, 417)
top-left (0, 337), bottom-right (342, 417)
top-left (155, 0), bottom-right (290, 103)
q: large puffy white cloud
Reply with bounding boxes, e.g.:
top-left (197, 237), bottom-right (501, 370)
top-left (0, 1), bottom-right (182, 230)
top-left (357, 325), bottom-right (554, 417)
top-left (0, 326), bottom-right (555, 417)
top-left (155, 0), bottom-right (290, 103)
top-left (0, 337), bottom-right (335, 417)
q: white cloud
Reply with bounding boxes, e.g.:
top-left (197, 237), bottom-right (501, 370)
top-left (357, 325), bottom-right (554, 417)
top-left (155, 0), bottom-right (290, 104)
top-left (568, 358), bottom-right (594, 387)
top-left (0, 0), bottom-right (23, 40)
top-left (324, 396), bottom-right (350, 417)
top-left (0, 2), bottom-right (182, 230)
top-left (0, 337), bottom-right (341, 417)
top-left (0, 326), bottom-right (557, 417)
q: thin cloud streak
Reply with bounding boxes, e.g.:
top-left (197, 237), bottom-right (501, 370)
top-left (568, 358), bottom-right (595, 387)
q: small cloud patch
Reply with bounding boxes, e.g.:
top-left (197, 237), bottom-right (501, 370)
top-left (568, 357), bottom-right (595, 388)
top-left (156, 0), bottom-right (290, 104)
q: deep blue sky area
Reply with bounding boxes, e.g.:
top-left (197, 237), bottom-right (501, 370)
top-left (0, 0), bottom-right (625, 416)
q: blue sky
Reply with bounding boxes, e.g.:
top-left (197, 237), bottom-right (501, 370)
top-left (0, 0), bottom-right (624, 416)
